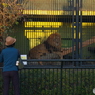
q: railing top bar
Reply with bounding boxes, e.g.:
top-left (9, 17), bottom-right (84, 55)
top-left (23, 66), bottom-right (95, 69)
top-left (1, 66), bottom-right (95, 69)
top-left (21, 59), bottom-right (95, 62)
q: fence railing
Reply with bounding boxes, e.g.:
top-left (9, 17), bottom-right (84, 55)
top-left (0, 59), bottom-right (95, 95)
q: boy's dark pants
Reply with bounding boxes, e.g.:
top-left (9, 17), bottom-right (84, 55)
top-left (2, 71), bottom-right (20, 95)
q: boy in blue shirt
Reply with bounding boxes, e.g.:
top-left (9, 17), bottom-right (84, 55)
top-left (0, 36), bottom-right (20, 95)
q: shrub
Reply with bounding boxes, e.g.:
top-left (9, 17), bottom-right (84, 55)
top-left (19, 69), bottom-right (95, 95)
top-left (0, 69), bottom-right (95, 95)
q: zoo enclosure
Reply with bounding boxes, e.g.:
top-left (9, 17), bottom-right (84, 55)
top-left (1, 0), bottom-right (95, 95)
top-left (9, 0), bottom-right (95, 60)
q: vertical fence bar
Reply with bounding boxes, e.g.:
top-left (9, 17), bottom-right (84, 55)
top-left (75, 0), bottom-right (79, 59)
top-left (72, 0), bottom-right (75, 60)
top-left (60, 62), bottom-right (63, 95)
top-left (79, 0), bottom-right (83, 67)
top-left (79, 0), bottom-right (82, 59)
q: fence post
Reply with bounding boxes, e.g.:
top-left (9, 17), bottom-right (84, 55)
top-left (60, 61), bottom-right (63, 95)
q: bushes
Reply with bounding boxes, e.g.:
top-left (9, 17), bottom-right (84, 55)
top-left (0, 69), bottom-right (95, 95)
top-left (19, 69), bottom-right (95, 95)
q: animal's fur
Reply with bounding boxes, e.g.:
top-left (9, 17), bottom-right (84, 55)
top-left (28, 33), bottom-right (62, 65)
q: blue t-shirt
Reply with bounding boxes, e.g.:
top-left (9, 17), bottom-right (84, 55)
top-left (0, 47), bottom-right (20, 72)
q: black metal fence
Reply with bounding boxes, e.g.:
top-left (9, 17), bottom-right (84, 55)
top-left (19, 59), bottom-right (95, 95)
top-left (10, 0), bottom-right (95, 59)
top-left (1, 59), bottom-right (95, 95)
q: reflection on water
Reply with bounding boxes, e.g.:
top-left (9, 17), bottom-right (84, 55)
top-left (11, 22), bottom-right (95, 59)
